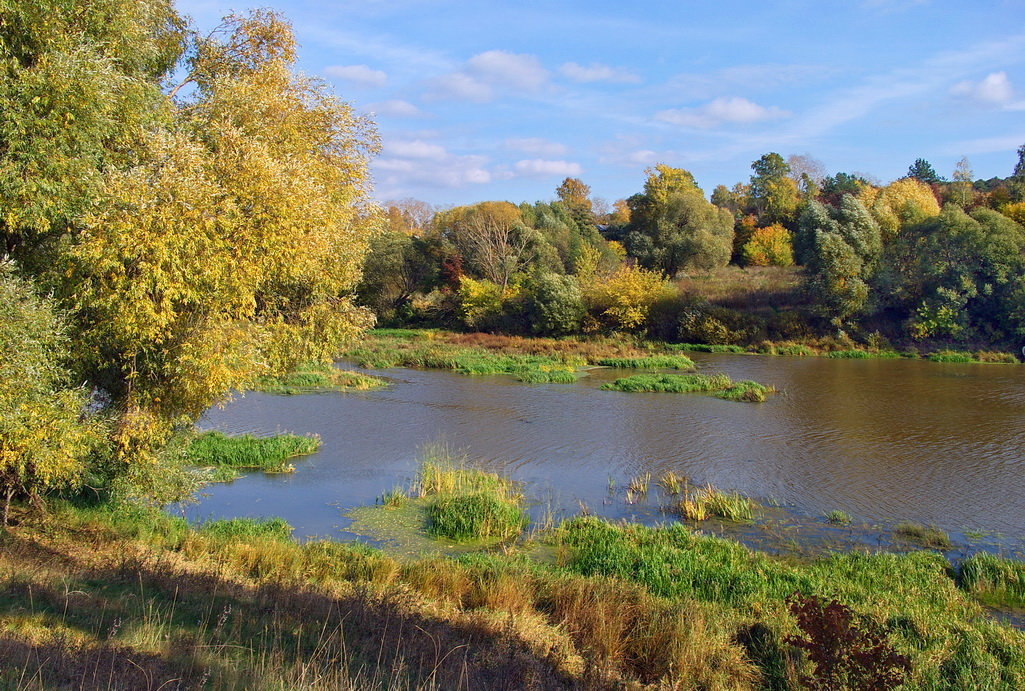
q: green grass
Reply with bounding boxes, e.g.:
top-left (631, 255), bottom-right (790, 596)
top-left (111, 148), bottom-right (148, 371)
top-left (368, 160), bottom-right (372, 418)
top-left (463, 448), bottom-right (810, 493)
top-left (825, 510), bottom-right (853, 525)
top-left (894, 522), bottom-right (954, 551)
top-left (668, 343), bottom-right (747, 353)
top-left (513, 369), bottom-right (579, 383)
top-left (959, 553), bottom-right (1025, 608)
top-left (601, 373), bottom-right (775, 402)
top-left (596, 355), bottom-right (696, 370)
top-left (927, 350), bottom-right (975, 363)
top-left (828, 349), bottom-right (902, 359)
top-left (427, 492), bottom-right (528, 541)
top-left (198, 517), bottom-right (294, 541)
top-left (251, 362), bottom-right (385, 394)
top-left (715, 379), bottom-right (774, 402)
top-left (185, 431), bottom-right (320, 478)
top-left (676, 487), bottom-right (756, 522)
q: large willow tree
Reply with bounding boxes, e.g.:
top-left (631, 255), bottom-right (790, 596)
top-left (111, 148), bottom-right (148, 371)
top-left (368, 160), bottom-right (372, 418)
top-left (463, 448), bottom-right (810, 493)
top-left (1, 2), bottom-right (379, 475)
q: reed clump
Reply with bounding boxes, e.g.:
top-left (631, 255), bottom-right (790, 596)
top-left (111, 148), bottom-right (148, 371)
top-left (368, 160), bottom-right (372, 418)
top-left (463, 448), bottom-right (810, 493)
top-left (825, 510), bottom-right (852, 525)
top-left (185, 431), bottom-right (320, 479)
top-left (676, 485), bottom-right (756, 522)
top-left (596, 355), bottom-right (695, 370)
top-left (251, 362), bottom-right (385, 394)
top-left (601, 373), bottom-right (775, 402)
top-left (959, 553), bottom-right (1025, 608)
top-left (894, 522), bottom-right (953, 551)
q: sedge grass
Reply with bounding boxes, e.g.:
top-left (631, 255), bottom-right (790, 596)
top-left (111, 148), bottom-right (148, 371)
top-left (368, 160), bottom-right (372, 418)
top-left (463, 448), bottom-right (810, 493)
top-left (959, 553), bottom-right (1025, 608)
top-left (185, 431), bottom-right (320, 477)
top-left (676, 486), bottom-right (756, 522)
top-left (251, 362), bottom-right (385, 394)
top-left (601, 373), bottom-right (775, 403)
top-left (894, 522), bottom-right (953, 551)
top-left (596, 355), bottom-right (696, 370)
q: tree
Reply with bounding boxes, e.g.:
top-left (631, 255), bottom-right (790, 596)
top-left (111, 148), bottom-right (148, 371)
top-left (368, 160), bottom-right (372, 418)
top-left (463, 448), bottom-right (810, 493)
top-left (523, 273), bottom-right (585, 336)
top-left (750, 152), bottom-right (790, 200)
top-left (1013, 144), bottom-right (1025, 180)
top-left (626, 166), bottom-right (733, 276)
top-left (862, 177), bottom-right (940, 240)
top-left (820, 173), bottom-right (868, 207)
top-left (555, 177), bottom-right (593, 228)
top-left (951, 156), bottom-right (975, 207)
top-left (439, 202), bottom-right (537, 289)
top-left (787, 154), bottom-right (827, 198)
top-left (2, 7), bottom-right (380, 469)
top-left (384, 198), bottom-right (434, 235)
top-left (0, 264), bottom-right (96, 523)
top-left (906, 158), bottom-right (942, 184)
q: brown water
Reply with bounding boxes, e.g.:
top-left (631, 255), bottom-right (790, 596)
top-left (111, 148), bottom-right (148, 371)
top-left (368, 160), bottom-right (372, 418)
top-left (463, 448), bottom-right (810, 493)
top-left (185, 355), bottom-right (1025, 546)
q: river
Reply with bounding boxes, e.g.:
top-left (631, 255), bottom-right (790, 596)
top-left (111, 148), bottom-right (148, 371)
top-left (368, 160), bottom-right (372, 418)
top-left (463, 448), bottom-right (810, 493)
top-left (184, 354), bottom-right (1025, 547)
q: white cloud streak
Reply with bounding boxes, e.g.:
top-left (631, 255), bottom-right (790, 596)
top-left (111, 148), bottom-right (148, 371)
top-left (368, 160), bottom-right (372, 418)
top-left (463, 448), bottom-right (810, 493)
top-left (323, 64), bottom-right (388, 88)
top-left (656, 97), bottom-right (790, 129)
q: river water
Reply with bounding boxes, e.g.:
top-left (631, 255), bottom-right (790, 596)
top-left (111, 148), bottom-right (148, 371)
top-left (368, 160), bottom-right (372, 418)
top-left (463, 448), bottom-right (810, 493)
top-left (185, 354), bottom-right (1025, 545)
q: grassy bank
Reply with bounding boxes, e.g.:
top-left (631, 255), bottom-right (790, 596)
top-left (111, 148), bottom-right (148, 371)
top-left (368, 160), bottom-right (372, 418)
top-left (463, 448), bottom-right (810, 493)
top-left (185, 431), bottom-right (321, 481)
top-left (251, 361), bottom-right (386, 395)
top-left (4, 491), bottom-right (1025, 689)
top-left (601, 373), bottom-right (776, 402)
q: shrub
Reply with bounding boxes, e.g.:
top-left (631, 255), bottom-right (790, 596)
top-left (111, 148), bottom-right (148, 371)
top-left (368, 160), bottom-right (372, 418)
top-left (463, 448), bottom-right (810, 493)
top-left (677, 303), bottom-right (764, 345)
top-left (785, 593), bottom-right (911, 690)
top-left (583, 265), bottom-right (674, 331)
top-left (522, 272), bottom-right (585, 336)
top-left (742, 223), bottom-right (794, 266)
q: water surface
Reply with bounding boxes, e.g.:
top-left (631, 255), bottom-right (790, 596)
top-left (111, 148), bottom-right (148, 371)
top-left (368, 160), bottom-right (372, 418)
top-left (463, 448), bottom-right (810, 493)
top-left (185, 354), bottom-right (1025, 544)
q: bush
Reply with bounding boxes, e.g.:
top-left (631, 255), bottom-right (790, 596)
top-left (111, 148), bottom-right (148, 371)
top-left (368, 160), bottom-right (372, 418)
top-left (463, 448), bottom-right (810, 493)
top-left (742, 223), bottom-right (794, 266)
top-left (583, 265), bottom-right (673, 331)
top-left (457, 277), bottom-right (507, 330)
top-left (522, 273), bottom-right (585, 336)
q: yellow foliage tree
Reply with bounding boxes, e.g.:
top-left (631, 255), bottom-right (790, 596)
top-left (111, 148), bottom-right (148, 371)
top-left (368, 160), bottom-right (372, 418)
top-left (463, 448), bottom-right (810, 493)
top-left (583, 264), bottom-right (673, 331)
top-left (742, 224), bottom-right (794, 266)
top-left (861, 178), bottom-right (940, 239)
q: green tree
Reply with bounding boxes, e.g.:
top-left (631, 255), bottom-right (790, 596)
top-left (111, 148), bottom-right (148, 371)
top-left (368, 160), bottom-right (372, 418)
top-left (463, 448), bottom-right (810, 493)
top-left (523, 273), bottom-right (585, 336)
top-left (626, 166), bottom-right (733, 276)
top-left (951, 156), bottom-right (975, 207)
top-left (907, 158), bottom-right (942, 184)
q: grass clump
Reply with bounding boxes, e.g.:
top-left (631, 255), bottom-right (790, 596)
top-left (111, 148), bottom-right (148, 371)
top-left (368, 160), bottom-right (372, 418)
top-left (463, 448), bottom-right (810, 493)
top-left (715, 379), bottom-right (774, 402)
top-left (251, 361), bottom-right (385, 394)
top-left (514, 369), bottom-right (578, 383)
top-left (927, 350), bottom-right (974, 363)
top-left (199, 517), bottom-right (293, 542)
top-left (668, 343), bottom-right (747, 354)
top-left (656, 471), bottom-right (683, 496)
top-left (601, 372), bottom-right (775, 403)
top-left (602, 372), bottom-right (731, 393)
top-left (828, 349), bottom-right (901, 359)
top-left (959, 553), bottom-right (1025, 608)
top-left (185, 431), bottom-right (320, 479)
top-left (427, 492), bottom-right (528, 541)
top-left (677, 486), bottom-right (756, 522)
top-left (825, 510), bottom-right (852, 525)
top-left (596, 355), bottom-right (696, 370)
top-left (894, 522), bottom-right (953, 551)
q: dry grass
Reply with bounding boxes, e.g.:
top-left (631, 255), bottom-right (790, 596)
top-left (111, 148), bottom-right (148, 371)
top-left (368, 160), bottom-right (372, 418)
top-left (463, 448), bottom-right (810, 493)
top-left (675, 266), bottom-right (805, 311)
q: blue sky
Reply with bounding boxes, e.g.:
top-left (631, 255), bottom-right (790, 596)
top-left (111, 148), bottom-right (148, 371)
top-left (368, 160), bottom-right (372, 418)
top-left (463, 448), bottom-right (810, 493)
top-left (178, 0), bottom-right (1025, 207)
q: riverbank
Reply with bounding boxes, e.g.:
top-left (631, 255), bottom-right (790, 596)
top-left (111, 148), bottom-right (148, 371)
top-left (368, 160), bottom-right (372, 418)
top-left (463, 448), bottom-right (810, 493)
top-left (4, 478), bottom-right (1025, 689)
top-left (346, 328), bottom-right (1021, 372)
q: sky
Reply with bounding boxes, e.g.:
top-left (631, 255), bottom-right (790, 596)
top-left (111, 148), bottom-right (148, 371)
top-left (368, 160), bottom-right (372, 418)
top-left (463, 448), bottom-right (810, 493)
top-left (177, 0), bottom-right (1025, 207)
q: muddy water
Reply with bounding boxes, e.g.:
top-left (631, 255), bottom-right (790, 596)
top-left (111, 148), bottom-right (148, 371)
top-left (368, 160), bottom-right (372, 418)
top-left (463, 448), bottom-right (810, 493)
top-left (184, 355), bottom-right (1025, 545)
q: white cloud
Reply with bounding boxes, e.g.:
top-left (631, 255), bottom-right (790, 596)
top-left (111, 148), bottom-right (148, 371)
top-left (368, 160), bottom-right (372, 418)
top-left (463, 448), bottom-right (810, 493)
top-left (504, 137), bottom-right (569, 157)
top-left (426, 50), bottom-right (549, 102)
top-left (323, 64), bottom-right (388, 88)
top-left (425, 72), bottom-right (493, 102)
top-left (941, 132), bottom-right (1025, 156)
top-left (512, 159), bottom-right (583, 177)
top-left (374, 137), bottom-right (492, 190)
top-left (627, 150), bottom-right (659, 165)
top-left (951, 71), bottom-right (1014, 104)
top-left (384, 139), bottom-right (448, 159)
top-left (365, 100), bottom-right (426, 118)
top-left (655, 97), bottom-right (790, 129)
top-left (467, 50), bottom-right (549, 91)
top-left (560, 62), bottom-right (641, 84)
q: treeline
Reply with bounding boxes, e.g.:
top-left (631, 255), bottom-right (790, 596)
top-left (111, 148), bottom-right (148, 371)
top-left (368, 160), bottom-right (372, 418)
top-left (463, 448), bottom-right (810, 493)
top-left (362, 153), bottom-right (1025, 350)
top-left (0, 3), bottom-right (377, 515)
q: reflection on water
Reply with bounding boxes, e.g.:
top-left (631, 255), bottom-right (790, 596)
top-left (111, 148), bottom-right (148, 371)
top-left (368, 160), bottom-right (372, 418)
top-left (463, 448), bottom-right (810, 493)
top-left (185, 355), bottom-right (1025, 543)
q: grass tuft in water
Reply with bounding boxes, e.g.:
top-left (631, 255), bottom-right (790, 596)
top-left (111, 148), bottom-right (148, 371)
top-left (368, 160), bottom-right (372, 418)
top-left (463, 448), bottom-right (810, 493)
top-left (596, 355), bottom-right (696, 370)
top-left (185, 431), bottom-right (320, 478)
top-left (601, 373), bottom-right (775, 403)
top-left (427, 492), bottom-right (528, 541)
top-left (251, 362), bottom-right (385, 394)
top-left (825, 510), bottom-right (852, 525)
top-left (894, 522), bottom-right (953, 551)
top-left (656, 472), bottom-right (683, 496)
top-left (677, 486), bottom-right (756, 522)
